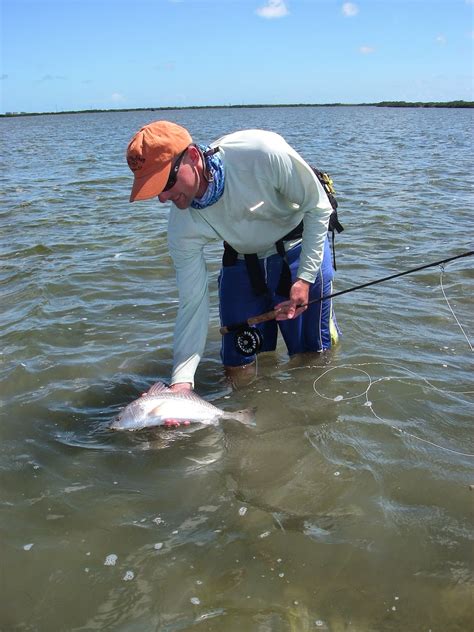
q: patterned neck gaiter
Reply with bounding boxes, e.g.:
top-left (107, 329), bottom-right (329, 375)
top-left (190, 145), bottom-right (225, 209)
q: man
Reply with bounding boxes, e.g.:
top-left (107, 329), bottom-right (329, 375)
top-left (126, 120), bottom-right (339, 396)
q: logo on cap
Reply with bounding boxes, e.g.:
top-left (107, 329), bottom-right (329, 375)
top-left (127, 154), bottom-right (145, 173)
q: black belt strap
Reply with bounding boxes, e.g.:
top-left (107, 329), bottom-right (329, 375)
top-left (244, 253), bottom-right (268, 296)
top-left (222, 241), bottom-right (238, 267)
top-left (275, 239), bottom-right (292, 297)
top-left (222, 220), bottom-right (303, 299)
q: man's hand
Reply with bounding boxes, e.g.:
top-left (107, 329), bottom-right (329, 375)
top-left (169, 382), bottom-right (193, 393)
top-left (274, 278), bottom-right (310, 321)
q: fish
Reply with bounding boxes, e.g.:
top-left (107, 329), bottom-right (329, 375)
top-left (110, 381), bottom-right (256, 431)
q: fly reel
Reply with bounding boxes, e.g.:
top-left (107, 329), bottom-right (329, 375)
top-left (234, 326), bottom-right (263, 357)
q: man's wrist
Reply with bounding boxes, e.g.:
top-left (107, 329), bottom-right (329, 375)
top-left (295, 277), bottom-right (311, 287)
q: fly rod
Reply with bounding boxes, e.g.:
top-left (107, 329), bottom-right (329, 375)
top-left (219, 250), bottom-right (473, 335)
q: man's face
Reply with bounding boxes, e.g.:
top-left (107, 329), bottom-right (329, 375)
top-left (158, 150), bottom-right (201, 209)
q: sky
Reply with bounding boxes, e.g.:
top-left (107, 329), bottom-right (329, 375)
top-left (1, 0), bottom-right (473, 113)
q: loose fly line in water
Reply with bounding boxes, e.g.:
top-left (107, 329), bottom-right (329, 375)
top-left (309, 259), bottom-right (473, 459)
top-left (311, 361), bottom-right (474, 458)
top-left (439, 264), bottom-right (473, 352)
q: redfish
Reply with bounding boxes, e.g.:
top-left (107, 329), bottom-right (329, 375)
top-left (111, 381), bottom-right (255, 431)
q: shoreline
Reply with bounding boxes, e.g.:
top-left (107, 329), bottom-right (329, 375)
top-left (2, 100), bottom-right (473, 118)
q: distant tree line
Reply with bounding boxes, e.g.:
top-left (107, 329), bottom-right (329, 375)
top-left (373, 100), bottom-right (473, 108)
top-left (1, 101), bottom-right (473, 117)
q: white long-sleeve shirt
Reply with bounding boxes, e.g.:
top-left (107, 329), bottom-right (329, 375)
top-left (167, 129), bottom-right (332, 385)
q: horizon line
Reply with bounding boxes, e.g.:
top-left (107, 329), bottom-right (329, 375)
top-left (2, 100), bottom-right (473, 117)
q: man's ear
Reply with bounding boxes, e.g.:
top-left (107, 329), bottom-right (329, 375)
top-left (187, 144), bottom-right (201, 165)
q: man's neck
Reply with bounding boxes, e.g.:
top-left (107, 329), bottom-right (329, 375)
top-left (196, 155), bottom-right (209, 198)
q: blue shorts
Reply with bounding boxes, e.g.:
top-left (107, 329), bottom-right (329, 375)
top-left (218, 238), bottom-right (340, 366)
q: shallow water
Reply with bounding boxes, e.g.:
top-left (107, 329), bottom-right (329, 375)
top-left (1, 106), bottom-right (473, 631)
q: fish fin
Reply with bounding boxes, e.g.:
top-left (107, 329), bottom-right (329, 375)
top-left (223, 407), bottom-right (257, 427)
top-left (147, 381), bottom-right (170, 396)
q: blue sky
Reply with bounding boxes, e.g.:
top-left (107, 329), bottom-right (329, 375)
top-left (1, 0), bottom-right (473, 113)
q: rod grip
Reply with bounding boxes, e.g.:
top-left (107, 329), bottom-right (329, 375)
top-left (219, 308), bottom-right (279, 335)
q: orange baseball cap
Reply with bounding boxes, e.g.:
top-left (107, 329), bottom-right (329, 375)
top-left (126, 121), bottom-right (192, 202)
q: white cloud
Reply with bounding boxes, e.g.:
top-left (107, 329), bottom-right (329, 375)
top-left (436, 34), bottom-right (447, 45)
top-left (111, 92), bottom-right (125, 102)
top-left (256, 0), bottom-right (289, 19)
top-left (342, 2), bottom-right (359, 17)
top-left (359, 46), bottom-right (375, 54)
